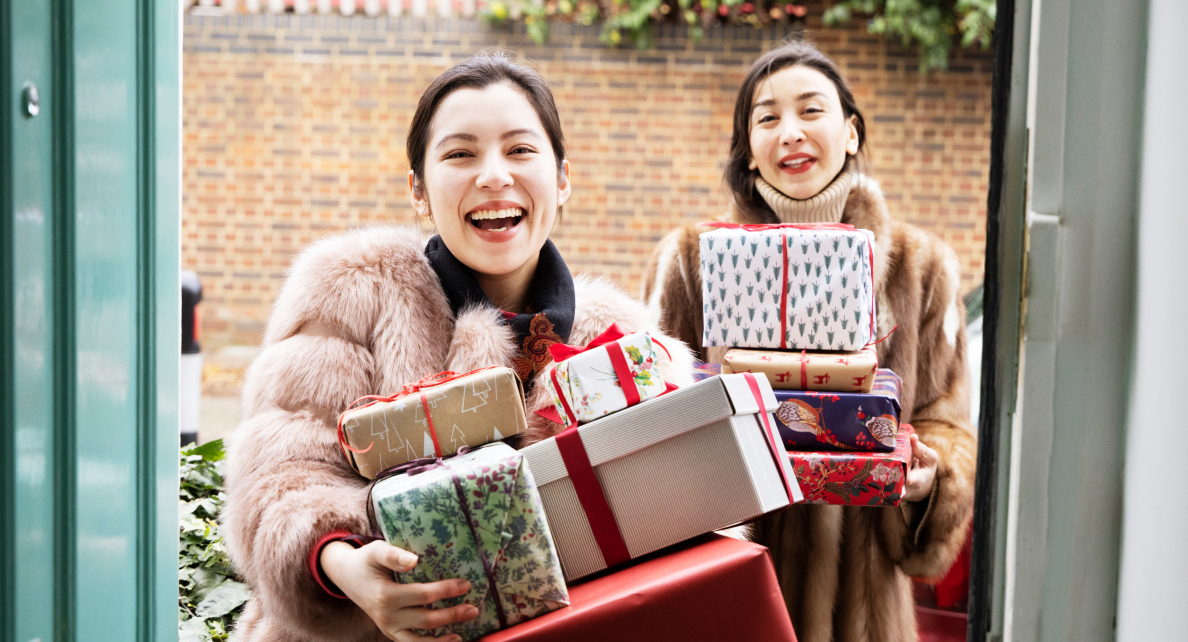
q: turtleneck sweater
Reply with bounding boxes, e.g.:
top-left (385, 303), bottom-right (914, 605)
top-left (753, 161), bottom-right (857, 224)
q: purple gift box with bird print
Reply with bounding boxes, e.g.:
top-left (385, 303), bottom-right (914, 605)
top-left (773, 369), bottom-right (902, 452)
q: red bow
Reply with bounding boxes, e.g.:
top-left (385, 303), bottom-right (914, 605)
top-left (698, 221), bottom-right (856, 232)
top-left (336, 366), bottom-right (504, 468)
top-left (548, 323), bottom-right (673, 364)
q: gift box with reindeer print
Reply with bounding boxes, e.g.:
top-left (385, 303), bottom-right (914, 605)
top-left (698, 223), bottom-right (876, 351)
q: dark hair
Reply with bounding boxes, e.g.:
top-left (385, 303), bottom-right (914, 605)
top-left (725, 41), bottom-right (867, 222)
top-left (406, 52), bottom-right (567, 197)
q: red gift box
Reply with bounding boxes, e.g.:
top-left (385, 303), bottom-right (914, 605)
top-left (482, 534), bottom-right (797, 642)
top-left (789, 424), bottom-right (915, 506)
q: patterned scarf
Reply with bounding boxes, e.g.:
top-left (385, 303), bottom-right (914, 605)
top-left (425, 235), bottom-right (575, 382)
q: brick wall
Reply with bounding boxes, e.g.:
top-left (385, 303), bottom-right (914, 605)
top-left (183, 8), bottom-right (992, 348)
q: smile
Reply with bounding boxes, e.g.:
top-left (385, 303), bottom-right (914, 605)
top-left (780, 157), bottom-right (813, 169)
top-left (467, 207), bottom-right (525, 233)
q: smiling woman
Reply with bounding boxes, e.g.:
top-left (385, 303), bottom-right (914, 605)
top-left (218, 52), bottom-right (696, 642)
top-left (642, 41), bottom-right (977, 642)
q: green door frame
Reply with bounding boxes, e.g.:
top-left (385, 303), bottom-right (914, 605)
top-left (971, 0), bottom-right (1150, 640)
top-left (2, 0), bottom-right (180, 640)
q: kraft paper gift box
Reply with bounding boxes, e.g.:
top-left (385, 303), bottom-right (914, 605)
top-left (698, 223), bottom-right (876, 351)
top-left (544, 324), bottom-right (668, 427)
top-left (339, 367), bottom-right (527, 480)
top-left (370, 443), bottom-right (568, 641)
top-left (790, 423), bottom-right (914, 506)
top-left (482, 534), bottom-right (797, 642)
top-left (774, 368), bottom-right (902, 452)
top-left (720, 346), bottom-right (880, 393)
top-left (522, 373), bottom-right (802, 581)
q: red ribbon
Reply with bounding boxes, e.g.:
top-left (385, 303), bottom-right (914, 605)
top-left (548, 322), bottom-right (672, 364)
top-left (547, 323), bottom-right (673, 427)
top-left (555, 425), bottom-right (632, 569)
top-left (699, 221), bottom-right (857, 232)
top-left (335, 366), bottom-right (504, 468)
top-left (702, 222), bottom-right (879, 348)
top-left (799, 350), bottom-right (810, 390)
top-left (742, 373), bottom-right (799, 503)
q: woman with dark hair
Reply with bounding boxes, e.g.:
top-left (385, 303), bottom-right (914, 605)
top-left (222, 52), bottom-right (695, 642)
top-left (642, 41), bottom-right (976, 642)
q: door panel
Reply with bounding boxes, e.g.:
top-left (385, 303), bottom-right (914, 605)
top-left (3, 0), bottom-right (179, 639)
top-left (7, 0), bottom-right (60, 640)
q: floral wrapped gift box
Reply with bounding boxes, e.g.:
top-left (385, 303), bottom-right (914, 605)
top-left (371, 443), bottom-right (569, 641)
top-left (544, 324), bottom-right (668, 427)
top-left (774, 368), bottom-right (902, 452)
top-left (699, 223), bottom-right (877, 351)
top-left (790, 424), bottom-right (914, 507)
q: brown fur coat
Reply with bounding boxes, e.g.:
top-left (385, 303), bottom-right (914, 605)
top-left (641, 174), bottom-right (977, 642)
top-left (222, 226), bottom-right (696, 641)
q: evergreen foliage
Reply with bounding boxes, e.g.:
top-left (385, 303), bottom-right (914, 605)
top-left (479, 0), bottom-right (993, 71)
top-left (179, 439), bottom-right (251, 642)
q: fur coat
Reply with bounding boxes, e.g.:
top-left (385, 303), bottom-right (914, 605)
top-left (222, 226), bottom-right (696, 642)
top-left (640, 174), bottom-right (977, 642)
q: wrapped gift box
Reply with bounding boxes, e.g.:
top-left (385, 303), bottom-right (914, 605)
top-left (699, 224), bottom-right (876, 351)
top-left (482, 534), bottom-right (798, 642)
top-left (371, 443), bottom-right (568, 641)
top-left (692, 362), bottom-right (721, 382)
top-left (523, 373), bottom-right (801, 581)
top-left (340, 367), bottom-right (527, 479)
top-left (790, 423), bottom-right (914, 506)
top-left (774, 368), bottom-right (902, 452)
top-left (545, 326), bottom-right (667, 427)
top-left (720, 346), bottom-right (879, 392)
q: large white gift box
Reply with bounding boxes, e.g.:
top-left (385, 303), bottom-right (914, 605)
top-left (522, 373), bottom-right (802, 581)
top-left (699, 224), bottom-right (877, 351)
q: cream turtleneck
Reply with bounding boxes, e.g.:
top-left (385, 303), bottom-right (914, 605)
top-left (753, 161), bottom-right (857, 224)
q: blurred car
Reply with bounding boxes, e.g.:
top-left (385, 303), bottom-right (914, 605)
top-left (181, 270), bottom-right (202, 446)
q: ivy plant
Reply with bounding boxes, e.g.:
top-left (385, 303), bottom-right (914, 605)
top-left (179, 439), bottom-right (251, 642)
top-left (479, 0), bottom-right (992, 71)
top-left (823, 0), bottom-right (995, 71)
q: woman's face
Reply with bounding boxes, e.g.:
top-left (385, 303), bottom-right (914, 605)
top-left (411, 82), bottom-right (571, 277)
top-left (748, 65), bottom-right (859, 200)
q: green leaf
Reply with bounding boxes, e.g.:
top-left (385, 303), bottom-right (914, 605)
top-left (195, 579), bottom-right (252, 618)
top-left (185, 439), bottom-right (226, 462)
top-left (179, 617), bottom-right (211, 642)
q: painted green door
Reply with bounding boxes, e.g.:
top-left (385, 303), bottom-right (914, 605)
top-left (2, 0), bottom-right (180, 640)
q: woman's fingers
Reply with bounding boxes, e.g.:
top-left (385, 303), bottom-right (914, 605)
top-left (395, 604), bottom-right (481, 632)
top-left (392, 630), bottom-right (462, 642)
top-left (392, 578), bottom-right (473, 609)
top-left (365, 541), bottom-right (419, 573)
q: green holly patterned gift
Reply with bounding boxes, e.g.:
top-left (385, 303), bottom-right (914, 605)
top-left (370, 443), bottom-right (569, 641)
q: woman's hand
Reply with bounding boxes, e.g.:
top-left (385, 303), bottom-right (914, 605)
top-left (320, 540), bottom-right (479, 642)
top-left (902, 433), bottom-right (939, 503)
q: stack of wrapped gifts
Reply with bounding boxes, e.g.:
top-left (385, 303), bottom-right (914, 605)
top-left (699, 222), bottom-right (913, 507)
top-left (335, 324), bottom-right (802, 640)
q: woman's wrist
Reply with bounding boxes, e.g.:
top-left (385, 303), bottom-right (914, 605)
top-left (320, 540), bottom-right (356, 592)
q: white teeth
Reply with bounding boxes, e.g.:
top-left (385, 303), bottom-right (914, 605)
top-left (782, 158), bottom-right (810, 168)
top-left (468, 207), bottom-right (524, 221)
top-left (489, 227), bottom-right (508, 232)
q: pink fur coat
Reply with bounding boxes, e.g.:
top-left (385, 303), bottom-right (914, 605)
top-left (222, 226), bottom-right (696, 641)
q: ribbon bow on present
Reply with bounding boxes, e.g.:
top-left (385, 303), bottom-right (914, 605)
top-left (336, 366), bottom-right (504, 469)
top-left (699, 220), bottom-right (876, 350)
top-left (539, 323), bottom-right (677, 427)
